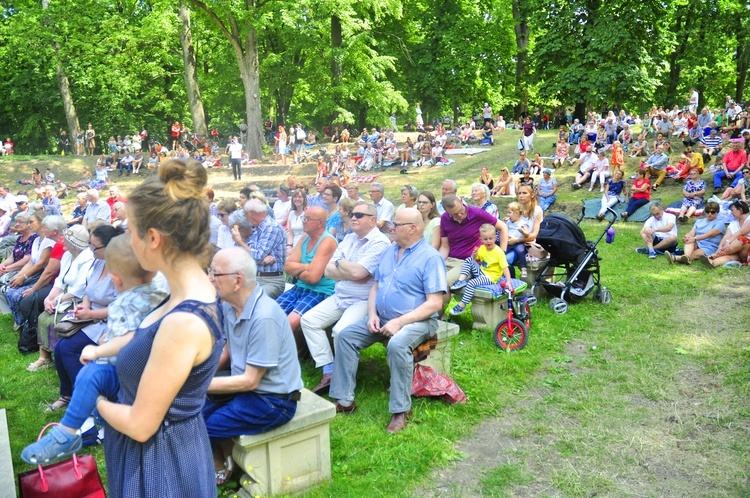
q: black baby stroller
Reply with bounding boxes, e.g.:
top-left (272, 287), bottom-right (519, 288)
top-left (530, 206), bottom-right (615, 314)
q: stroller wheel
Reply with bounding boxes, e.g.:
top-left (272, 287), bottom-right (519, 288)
top-left (549, 297), bottom-right (568, 314)
top-left (594, 288), bottom-right (612, 304)
top-left (494, 318), bottom-right (528, 351)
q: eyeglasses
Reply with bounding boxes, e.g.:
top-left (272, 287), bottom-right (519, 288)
top-left (208, 268), bottom-right (238, 278)
top-left (351, 212), bottom-right (374, 219)
top-left (300, 216), bottom-right (323, 223)
top-left (704, 210), bottom-right (718, 214)
top-left (393, 222), bottom-right (415, 228)
top-left (743, 171), bottom-right (750, 175)
top-left (89, 243), bottom-right (104, 251)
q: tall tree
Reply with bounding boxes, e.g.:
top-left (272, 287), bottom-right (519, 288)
top-left (41, 0), bottom-right (80, 148)
top-left (187, 0), bottom-right (265, 158)
top-left (178, 1), bottom-right (208, 137)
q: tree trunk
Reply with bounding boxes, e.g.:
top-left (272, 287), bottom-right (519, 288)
top-left (178, 1), bottom-right (208, 137)
top-left (736, 31), bottom-right (750, 103)
top-left (665, 12), bottom-right (692, 105)
top-left (331, 15), bottom-right (343, 123)
top-left (232, 28), bottom-right (264, 159)
top-left (42, 0), bottom-right (80, 148)
top-left (512, 0), bottom-right (529, 118)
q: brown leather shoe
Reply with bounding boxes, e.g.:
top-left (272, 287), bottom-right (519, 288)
top-left (311, 374), bottom-right (331, 395)
top-left (333, 401), bottom-right (358, 415)
top-left (386, 410), bottom-right (412, 434)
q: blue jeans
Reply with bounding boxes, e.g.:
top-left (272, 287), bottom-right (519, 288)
top-left (713, 170), bottom-right (741, 188)
top-left (60, 363), bottom-right (120, 429)
top-left (625, 197), bottom-right (649, 217)
top-left (539, 195), bottom-right (556, 212)
top-left (54, 333), bottom-right (97, 398)
top-left (330, 315), bottom-right (437, 413)
top-left (203, 391), bottom-right (296, 443)
top-left (506, 243), bottom-right (527, 268)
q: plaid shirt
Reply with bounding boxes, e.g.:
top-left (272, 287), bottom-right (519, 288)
top-left (248, 215), bottom-right (286, 273)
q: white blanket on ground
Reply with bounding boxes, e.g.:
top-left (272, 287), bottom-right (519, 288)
top-left (444, 148), bottom-right (490, 156)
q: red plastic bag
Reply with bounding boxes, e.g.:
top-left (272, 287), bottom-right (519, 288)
top-left (411, 364), bottom-right (467, 404)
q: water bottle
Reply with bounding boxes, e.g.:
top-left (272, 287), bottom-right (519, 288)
top-left (606, 227), bottom-right (616, 244)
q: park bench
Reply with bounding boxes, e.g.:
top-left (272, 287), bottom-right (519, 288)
top-left (232, 389), bottom-right (336, 497)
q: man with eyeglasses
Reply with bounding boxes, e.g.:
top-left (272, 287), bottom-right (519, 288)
top-left (329, 208), bottom-right (446, 433)
top-left (299, 202), bottom-right (390, 394)
top-left (205, 248), bottom-right (303, 473)
top-left (636, 202), bottom-right (678, 259)
top-left (439, 194), bottom-right (508, 288)
top-left (275, 206), bottom-right (338, 355)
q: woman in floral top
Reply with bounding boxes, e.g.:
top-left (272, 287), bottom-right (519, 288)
top-left (678, 168), bottom-right (707, 221)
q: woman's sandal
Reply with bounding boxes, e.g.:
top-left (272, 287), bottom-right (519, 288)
top-left (27, 358), bottom-right (53, 372)
top-left (45, 396), bottom-right (71, 413)
top-left (215, 456), bottom-right (235, 485)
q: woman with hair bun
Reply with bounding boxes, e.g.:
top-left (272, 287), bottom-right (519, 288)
top-left (98, 159), bottom-right (225, 497)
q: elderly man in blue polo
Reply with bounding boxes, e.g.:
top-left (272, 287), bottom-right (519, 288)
top-left (328, 208), bottom-right (446, 434)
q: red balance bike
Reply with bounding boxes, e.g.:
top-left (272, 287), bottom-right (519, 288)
top-left (494, 279), bottom-right (533, 351)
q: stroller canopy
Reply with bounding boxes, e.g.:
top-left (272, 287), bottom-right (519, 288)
top-left (536, 213), bottom-right (593, 265)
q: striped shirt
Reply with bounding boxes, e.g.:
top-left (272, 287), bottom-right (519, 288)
top-left (331, 227), bottom-right (391, 309)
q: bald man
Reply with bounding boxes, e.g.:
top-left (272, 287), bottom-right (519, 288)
top-left (329, 208), bottom-right (446, 433)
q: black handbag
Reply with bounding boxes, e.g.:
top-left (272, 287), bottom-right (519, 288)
top-left (18, 293), bottom-right (39, 354)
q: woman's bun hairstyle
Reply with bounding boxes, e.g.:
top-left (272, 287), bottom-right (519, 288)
top-left (128, 159), bottom-right (211, 266)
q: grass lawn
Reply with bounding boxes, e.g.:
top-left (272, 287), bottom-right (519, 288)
top-left (1, 131), bottom-right (748, 497)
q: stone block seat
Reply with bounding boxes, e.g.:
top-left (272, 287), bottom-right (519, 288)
top-left (232, 389), bottom-right (336, 497)
top-left (452, 258), bottom-right (549, 330)
top-left (415, 320), bottom-right (460, 375)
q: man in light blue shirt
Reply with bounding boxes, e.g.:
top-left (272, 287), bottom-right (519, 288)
top-left (329, 208), bottom-right (446, 434)
top-left (82, 189), bottom-right (111, 229)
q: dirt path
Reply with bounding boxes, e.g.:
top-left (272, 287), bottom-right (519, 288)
top-left (417, 285), bottom-right (750, 497)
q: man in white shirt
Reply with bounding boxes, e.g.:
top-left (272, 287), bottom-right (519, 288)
top-left (228, 138), bottom-right (243, 181)
top-left (637, 202), bottom-right (678, 259)
top-left (368, 182), bottom-right (394, 229)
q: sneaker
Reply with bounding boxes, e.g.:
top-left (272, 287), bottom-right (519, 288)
top-left (450, 279), bottom-right (467, 291)
top-left (649, 250), bottom-right (657, 259)
top-left (635, 247), bottom-right (649, 254)
top-left (652, 184), bottom-right (659, 191)
top-left (620, 212), bottom-right (628, 222)
top-left (665, 251), bottom-right (674, 265)
top-left (449, 304), bottom-right (466, 316)
top-left (724, 260), bottom-right (742, 268)
top-left (521, 267), bottom-right (528, 278)
top-left (21, 426), bottom-right (82, 465)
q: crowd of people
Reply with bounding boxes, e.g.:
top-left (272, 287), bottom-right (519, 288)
top-left (5, 90), bottom-right (750, 496)
top-left (2, 150), bottom-right (555, 496)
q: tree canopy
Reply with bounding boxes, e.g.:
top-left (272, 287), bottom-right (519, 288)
top-left (0, 0), bottom-right (747, 154)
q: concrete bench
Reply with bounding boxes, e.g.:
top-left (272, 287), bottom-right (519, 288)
top-left (0, 409), bottom-right (16, 498)
top-left (454, 259), bottom-right (549, 330)
top-left (232, 389), bottom-right (336, 497)
top-left (417, 321), bottom-right (460, 375)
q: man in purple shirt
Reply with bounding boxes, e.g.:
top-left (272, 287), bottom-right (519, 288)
top-left (438, 194), bottom-right (508, 287)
